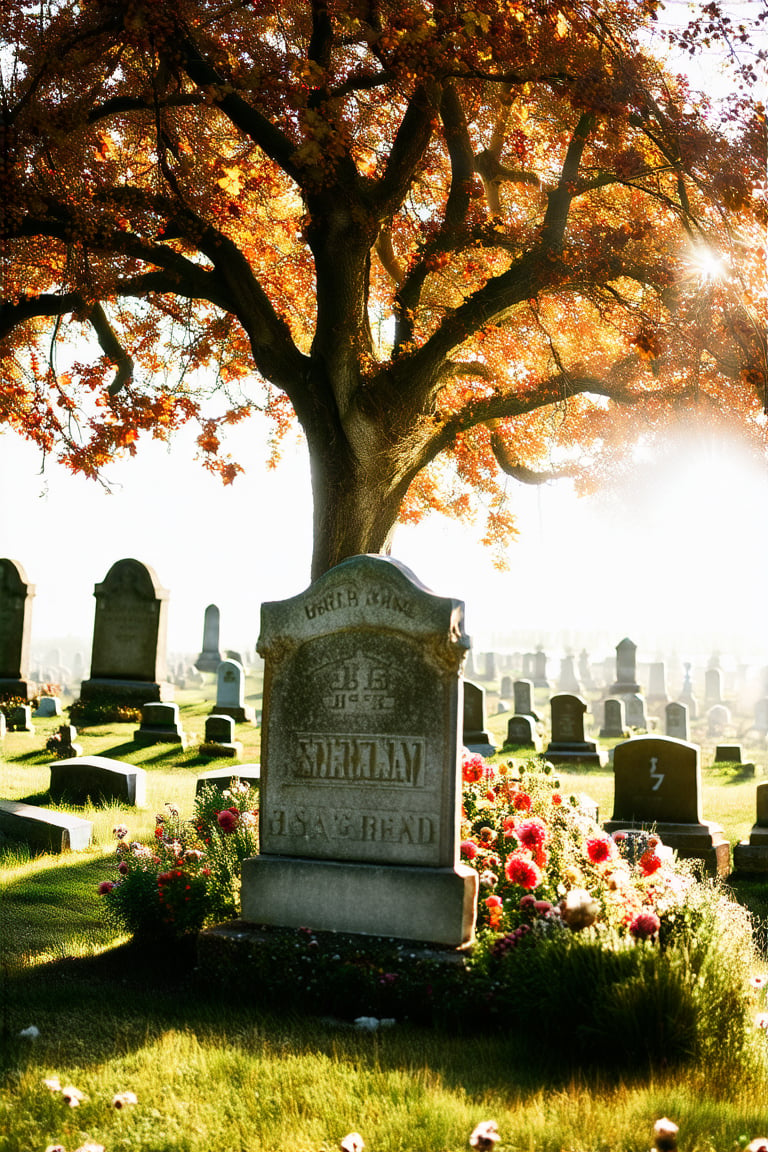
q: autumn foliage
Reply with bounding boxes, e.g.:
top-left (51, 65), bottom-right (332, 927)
top-left (0, 0), bottom-right (765, 574)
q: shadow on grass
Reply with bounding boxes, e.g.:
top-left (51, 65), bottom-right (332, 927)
top-left (11, 750), bottom-right (51, 763)
top-left (17, 791), bottom-right (52, 805)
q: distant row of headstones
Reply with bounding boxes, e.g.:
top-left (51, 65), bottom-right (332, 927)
top-left (6, 554), bottom-right (768, 948)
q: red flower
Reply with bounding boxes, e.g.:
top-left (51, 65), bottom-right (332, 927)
top-left (515, 817), bottom-right (548, 853)
top-left (513, 793), bottom-right (532, 812)
top-left (97, 881), bottom-right (115, 895)
top-left (118, 861), bottom-right (129, 875)
top-left (460, 839), bottom-right (478, 860)
top-left (504, 853), bottom-right (542, 890)
top-left (217, 809), bottom-right (240, 834)
top-left (551, 793), bottom-right (563, 806)
top-left (630, 911), bottom-right (661, 940)
top-left (586, 837), bottom-right (612, 864)
top-left (462, 754), bottom-right (485, 784)
top-left (502, 815), bottom-right (516, 838)
top-left (154, 826), bottom-right (164, 838)
top-left (639, 850), bottom-right (663, 876)
top-left (484, 894), bottom-right (503, 909)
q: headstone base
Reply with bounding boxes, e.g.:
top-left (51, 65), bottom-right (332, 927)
top-left (599, 727), bottom-right (628, 739)
top-left (240, 856), bottom-right (478, 947)
top-left (79, 677), bottom-right (175, 703)
top-left (210, 705), bottom-right (255, 723)
top-left (195, 653), bottom-right (223, 674)
top-left (463, 732), bottom-right (495, 757)
top-left (134, 726), bottom-right (189, 748)
top-left (733, 841), bottom-right (768, 872)
top-left (544, 740), bottom-right (604, 767)
top-left (200, 741), bottom-right (243, 760)
top-left (603, 819), bottom-right (730, 877)
top-left (0, 679), bottom-right (35, 701)
top-left (610, 681), bottom-right (641, 695)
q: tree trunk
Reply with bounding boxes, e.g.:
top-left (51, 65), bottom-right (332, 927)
top-left (307, 438), bottom-right (411, 580)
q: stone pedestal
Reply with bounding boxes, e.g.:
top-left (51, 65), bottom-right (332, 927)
top-left (80, 676), bottom-right (174, 703)
top-left (733, 782), bottom-right (768, 871)
top-left (241, 856), bottom-right (477, 946)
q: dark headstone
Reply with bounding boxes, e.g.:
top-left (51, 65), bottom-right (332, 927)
top-left (603, 735), bottom-right (729, 876)
top-left (505, 714), bottom-right (541, 752)
top-left (79, 559), bottom-right (173, 703)
top-left (463, 680), bottom-right (496, 756)
top-left (544, 694), bottom-right (603, 766)
top-left (611, 637), bottom-right (640, 695)
top-left (0, 800), bottom-right (92, 853)
top-left (0, 559), bottom-right (35, 700)
top-left (49, 755), bottom-right (146, 806)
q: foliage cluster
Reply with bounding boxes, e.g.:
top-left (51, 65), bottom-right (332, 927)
top-left (199, 756), bottom-right (764, 1072)
top-left (69, 697), bottom-right (142, 726)
top-left (99, 781), bottom-right (259, 939)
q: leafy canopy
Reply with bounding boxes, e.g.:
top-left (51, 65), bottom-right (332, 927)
top-left (0, 0), bottom-right (765, 566)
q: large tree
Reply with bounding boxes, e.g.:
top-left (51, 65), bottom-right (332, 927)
top-left (1, 0), bottom-right (765, 576)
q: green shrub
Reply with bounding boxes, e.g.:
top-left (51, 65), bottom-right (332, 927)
top-left (99, 780), bottom-right (259, 938)
top-left (69, 696), bottom-right (142, 725)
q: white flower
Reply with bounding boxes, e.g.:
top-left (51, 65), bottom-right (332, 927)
top-left (559, 888), bottom-right (599, 931)
top-left (61, 1085), bottom-right (86, 1107)
top-left (18, 1025), bottom-right (39, 1039)
top-left (652, 1117), bottom-right (679, 1151)
top-left (113, 1090), bottom-right (138, 1108)
top-left (44, 1145), bottom-right (66, 1152)
top-left (746, 1140), bottom-right (768, 1152)
top-left (755, 1012), bottom-right (768, 1030)
top-left (75, 1144), bottom-right (105, 1152)
top-left (479, 870), bottom-right (498, 889)
top-left (469, 1120), bottom-right (500, 1149)
top-left (43, 1077), bottom-right (62, 1092)
top-left (340, 1134), bottom-right (364, 1152)
top-left (751, 974), bottom-right (768, 990)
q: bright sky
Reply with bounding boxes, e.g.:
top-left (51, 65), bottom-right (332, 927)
top-left (2, 0), bottom-right (765, 671)
top-left (1, 419), bottom-right (767, 668)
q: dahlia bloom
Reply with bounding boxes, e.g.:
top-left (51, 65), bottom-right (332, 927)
top-left (504, 852), bottom-right (542, 890)
top-left (630, 911), bottom-right (661, 940)
top-left (217, 808), bottom-right (240, 833)
top-left (460, 839), bottom-right (478, 860)
top-left (586, 836), bottom-right (613, 864)
top-left (515, 817), bottom-right (548, 853)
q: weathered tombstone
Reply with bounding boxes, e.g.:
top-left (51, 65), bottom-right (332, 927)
top-left (201, 714), bottom-right (243, 760)
top-left (496, 699), bottom-right (509, 714)
top-left (544, 694), bottom-right (603, 766)
top-left (599, 698), bottom-right (628, 739)
top-left (505, 714), bottom-right (542, 752)
top-left (705, 668), bottom-right (723, 705)
top-left (484, 652), bottom-right (497, 681)
top-left (604, 735), bottom-right (729, 876)
top-left (647, 662), bottom-right (668, 706)
top-left (240, 555), bottom-right (478, 946)
top-left (755, 697), bottom-right (768, 735)
top-left (50, 755), bottom-right (146, 806)
top-left (8, 704), bottom-right (33, 732)
top-left (195, 603), bottom-right (224, 673)
top-left (665, 701), bottom-right (689, 741)
top-left (707, 703), bottom-right (731, 736)
top-left (34, 696), bottom-right (62, 718)
top-left (522, 652), bottom-right (535, 679)
top-left (195, 763), bottom-right (261, 795)
top-left (558, 655), bottom-right (580, 694)
top-left (0, 800), bottom-right (92, 853)
top-left (513, 678), bottom-right (538, 720)
top-left (622, 692), bottom-right (647, 729)
top-left (0, 711), bottom-right (5, 742)
top-left (463, 680), bottom-right (496, 756)
top-left (72, 650), bottom-right (85, 677)
top-left (211, 659), bottom-right (255, 723)
top-left (532, 649), bottom-right (549, 689)
top-left (134, 702), bottom-right (188, 747)
top-left (464, 650), bottom-right (476, 678)
top-left (0, 559), bottom-right (36, 700)
top-left (500, 675), bottom-right (513, 699)
top-left (610, 638), bottom-right (640, 695)
top-left (734, 783), bottom-right (768, 871)
top-left (680, 662), bottom-right (698, 719)
top-left (79, 559), bottom-right (173, 703)
top-left (225, 649), bottom-right (245, 665)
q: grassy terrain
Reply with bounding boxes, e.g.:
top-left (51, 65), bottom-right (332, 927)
top-left (3, 684), bottom-right (768, 1150)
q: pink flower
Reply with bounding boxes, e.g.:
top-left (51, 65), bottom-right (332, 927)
top-left (519, 894), bottom-right (536, 911)
top-left (97, 881), bottom-right (115, 895)
top-left (484, 894), bottom-right (502, 909)
top-left (504, 853), bottom-right (541, 890)
top-left (586, 837), bottom-right (612, 864)
top-left (118, 860), bottom-right (129, 875)
top-left (460, 839), bottom-right (478, 860)
top-left (217, 809), bottom-right (240, 833)
top-left (513, 793), bottom-right (532, 812)
top-left (515, 817), bottom-right (548, 853)
top-left (630, 911), bottom-right (661, 940)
